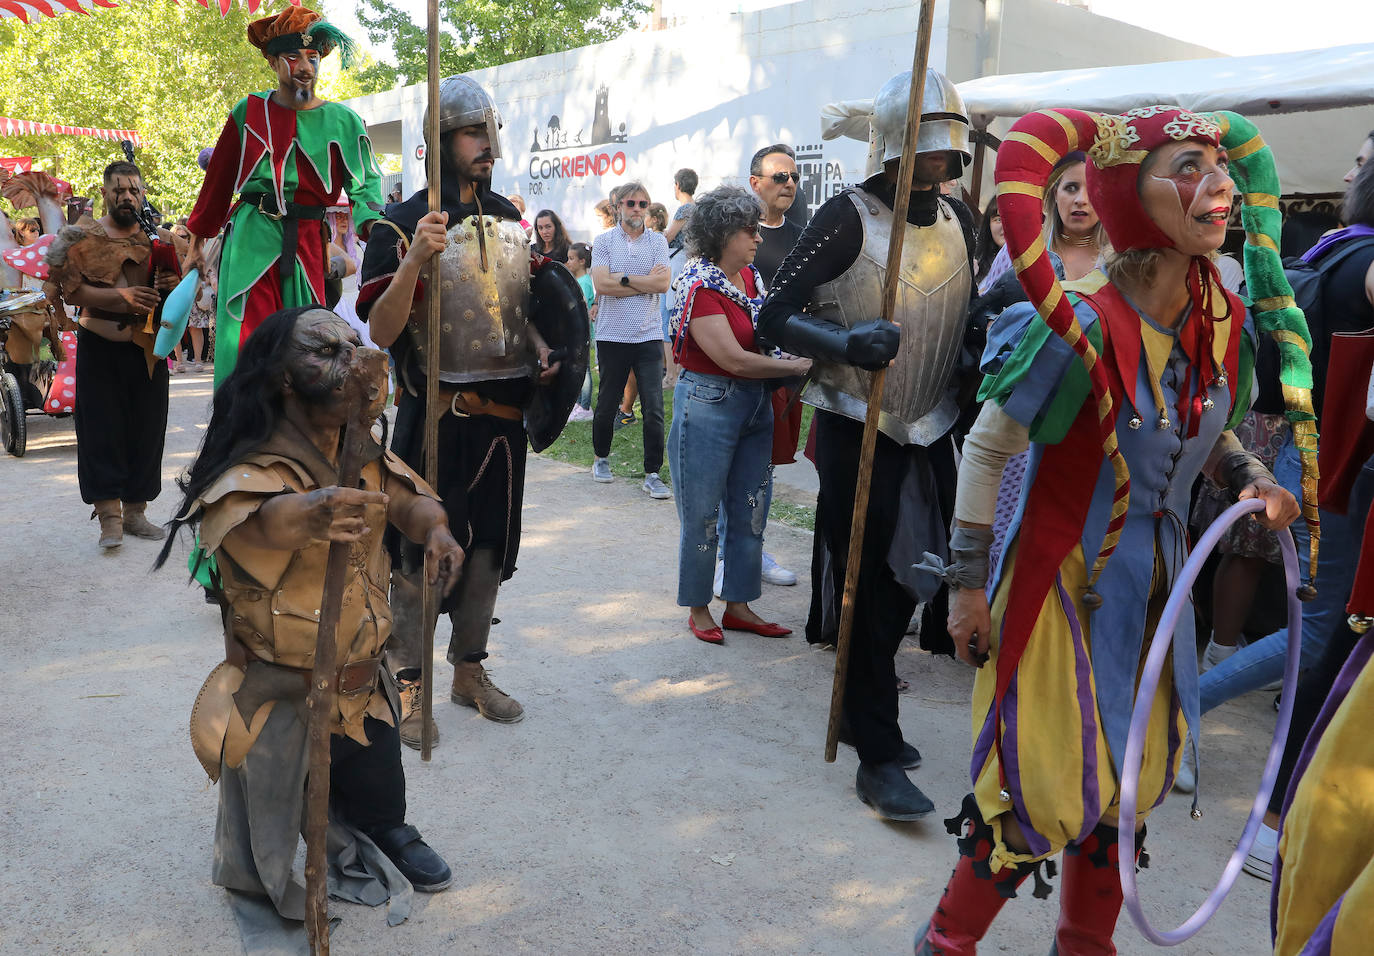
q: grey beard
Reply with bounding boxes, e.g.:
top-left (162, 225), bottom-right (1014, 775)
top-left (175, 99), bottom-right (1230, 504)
top-left (294, 84), bottom-right (311, 105)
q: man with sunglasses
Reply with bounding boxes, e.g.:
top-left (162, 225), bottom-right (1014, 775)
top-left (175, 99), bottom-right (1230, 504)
top-left (749, 145), bottom-right (804, 287)
top-left (590, 181), bottom-right (673, 497)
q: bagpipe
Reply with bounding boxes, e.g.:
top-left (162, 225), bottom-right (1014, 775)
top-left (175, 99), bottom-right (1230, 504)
top-left (119, 140), bottom-right (196, 355)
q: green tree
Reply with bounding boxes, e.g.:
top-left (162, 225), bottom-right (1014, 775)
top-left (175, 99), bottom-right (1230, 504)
top-left (355, 0), bottom-right (650, 88)
top-left (0, 0), bottom-right (392, 216)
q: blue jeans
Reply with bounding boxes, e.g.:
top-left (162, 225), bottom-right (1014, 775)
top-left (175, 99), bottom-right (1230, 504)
top-left (1199, 438), bottom-right (1374, 713)
top-left (669, 371), bottom-right (774, 606)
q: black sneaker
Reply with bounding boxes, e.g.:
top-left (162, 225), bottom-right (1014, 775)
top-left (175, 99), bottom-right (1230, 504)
top-left (613, 410), bottom-right (637, 431)
top-left (367, 824), bottom-right (452, 892)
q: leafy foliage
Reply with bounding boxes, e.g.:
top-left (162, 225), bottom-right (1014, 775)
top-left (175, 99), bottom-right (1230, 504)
top-left (0, 0), bottom-right (392, 217)
top-left (355, 0), bottom-right (650, 88)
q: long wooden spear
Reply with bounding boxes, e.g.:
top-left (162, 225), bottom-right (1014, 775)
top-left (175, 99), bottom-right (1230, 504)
top-left (304, 369), bottom-right (379, 954)
top-left (419, 0), bottom-right (443, 763)
top-left (825, 0), bottom-right (939, 762)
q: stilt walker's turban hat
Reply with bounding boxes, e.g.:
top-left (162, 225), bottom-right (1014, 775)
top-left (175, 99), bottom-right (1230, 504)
top-left (247, 5), bottom-right (357, 67)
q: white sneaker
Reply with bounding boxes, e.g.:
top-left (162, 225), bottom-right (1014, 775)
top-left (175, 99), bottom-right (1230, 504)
top-left (568, 405), bottom-right (594, 422)
top-left (713, 559), bottom-right (725, 599)
top-left (1172, 735), bottom-right (1197, 795)
top-left (760, 551), bottom-right (798, 586)
top-left (642, 473), bottom-right (672, 499)
top-left (1242, 823), bottom-right (1277, 882)
top-left (1201, 638), bottom-right (1241, 672)
top-left (592, 458), bottom-right (614, 483)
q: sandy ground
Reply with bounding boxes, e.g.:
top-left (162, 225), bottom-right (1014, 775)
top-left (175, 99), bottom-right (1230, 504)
top-left (0, 372), bottom-right (1283, 955)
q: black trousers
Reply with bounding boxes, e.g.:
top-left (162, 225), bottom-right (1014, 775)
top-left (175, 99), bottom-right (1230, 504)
top-left (592, 339), bottom-right (664, 474)
top-left (74, 327), bottom-right (169, 504)
top-left (331, 715), bottom-right (406, 835)
top-left (812, 410), bottom-right (920, 765)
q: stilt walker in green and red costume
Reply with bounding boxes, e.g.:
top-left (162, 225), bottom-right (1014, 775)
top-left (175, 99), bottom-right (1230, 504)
top-left (184, 5), bottom-right (384, 388)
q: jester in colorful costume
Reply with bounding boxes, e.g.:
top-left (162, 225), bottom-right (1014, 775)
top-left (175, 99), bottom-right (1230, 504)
top-left (184, 5), bottom-right (383, 388)
top-left (913, 106), bottom-right (1317, 954)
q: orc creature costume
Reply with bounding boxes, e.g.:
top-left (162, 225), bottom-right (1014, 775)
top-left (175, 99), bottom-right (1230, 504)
top-left (357, 75), bottom-right (588, 731)
top-left (163, 307), bottom-right (452, 947)
top-left (756, 69), bottom-right (975, 820)
top-left (186, 5), bottom-right (383, 388)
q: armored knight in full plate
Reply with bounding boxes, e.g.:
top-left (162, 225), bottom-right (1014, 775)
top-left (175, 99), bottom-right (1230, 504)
top-left (756, 68), bottom-right (977, 822)
top-left (358, 75), bottom-right (589, 746)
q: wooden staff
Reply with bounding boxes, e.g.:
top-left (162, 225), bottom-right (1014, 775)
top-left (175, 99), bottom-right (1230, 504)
top-left (419, 0), bottom-right (443, 763)
top-left (304, 379), bottom-right (374, 954)
top-left (825, 0), bottom-right (938, 763)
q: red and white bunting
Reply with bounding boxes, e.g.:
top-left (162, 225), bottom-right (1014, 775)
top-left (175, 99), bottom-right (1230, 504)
top-left (0, 156), bottom-right (34, 174)
top-left (0, 0), bottom-right (298, 20)
top-left (0, 116), bottom-right (141, 145)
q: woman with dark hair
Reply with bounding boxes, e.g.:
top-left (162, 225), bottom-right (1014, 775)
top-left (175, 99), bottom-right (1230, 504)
top-left (667, 186), bottom-right (811, 644)
top-left (973, 197), bottom-right (1005, 293)
top-left (914, 107), bottom-right (1308, 953)
top-left (532, 208), bottom-right (571, 263)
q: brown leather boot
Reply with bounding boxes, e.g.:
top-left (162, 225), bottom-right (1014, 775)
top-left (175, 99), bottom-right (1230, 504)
top-left (122, 501), bottom-right (165, 540)
top-left (451, 661), bottom-right (524, 723)
top-left (396, 671), bottom-right (440, 751)
top-left (93, 500), bottom-right (122, 549)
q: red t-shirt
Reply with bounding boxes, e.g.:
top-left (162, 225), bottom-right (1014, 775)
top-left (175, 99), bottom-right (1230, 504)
top-left (677, 269), bottom-right (760, 378)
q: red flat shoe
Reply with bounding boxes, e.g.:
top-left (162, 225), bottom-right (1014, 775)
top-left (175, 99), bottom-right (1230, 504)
top-left (688, 615), bottom-right (724, 644)
top-left (721, 612), bottom-right (793, 637)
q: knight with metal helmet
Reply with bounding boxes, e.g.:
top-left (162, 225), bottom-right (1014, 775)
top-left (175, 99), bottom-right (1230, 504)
top-left (359, 75), bottom-right (589, 748)
top-left (757, 68), bottom-right (976, 822)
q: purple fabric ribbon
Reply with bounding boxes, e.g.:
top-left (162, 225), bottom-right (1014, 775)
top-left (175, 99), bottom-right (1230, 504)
top-left (1300, 223), bottom-right (1374, 264)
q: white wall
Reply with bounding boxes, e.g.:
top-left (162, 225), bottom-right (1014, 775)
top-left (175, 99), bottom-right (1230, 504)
top-left (344, 0), bottom-right (1221, 240)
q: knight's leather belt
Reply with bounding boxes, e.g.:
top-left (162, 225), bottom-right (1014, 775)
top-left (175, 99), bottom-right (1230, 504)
top-left (444, 388), bottom-right (524, 421)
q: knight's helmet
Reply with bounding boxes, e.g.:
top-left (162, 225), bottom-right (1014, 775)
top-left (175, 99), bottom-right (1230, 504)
top-left (872, 68), bottom-right (972, 176)
top-left (425, 75), bottom-right (504, 160)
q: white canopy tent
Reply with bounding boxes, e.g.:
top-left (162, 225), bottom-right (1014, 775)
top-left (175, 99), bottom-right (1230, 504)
top-left (954, 43), bottom-right (1374, 198)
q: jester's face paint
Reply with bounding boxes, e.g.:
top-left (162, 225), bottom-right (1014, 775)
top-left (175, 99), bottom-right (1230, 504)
top-left (1140, 141), bottom-right (1234, 257)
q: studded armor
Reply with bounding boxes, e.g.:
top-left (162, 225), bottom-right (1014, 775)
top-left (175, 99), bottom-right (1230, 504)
top-left (409, 215), bottom-right (536, 385)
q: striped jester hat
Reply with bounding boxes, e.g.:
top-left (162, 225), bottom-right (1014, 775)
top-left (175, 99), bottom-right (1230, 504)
top-left (993, 106), bottom-right (1319, 598)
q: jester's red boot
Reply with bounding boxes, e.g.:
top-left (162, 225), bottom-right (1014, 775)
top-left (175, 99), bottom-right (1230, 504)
top-left (915, 794), bottom-right (1055, 955)
top-left (1049, 822), bottom-right (1147, 955)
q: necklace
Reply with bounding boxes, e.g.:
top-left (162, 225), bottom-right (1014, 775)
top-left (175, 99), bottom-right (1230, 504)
top-left (1058, 232), bottom-right (1097, 248)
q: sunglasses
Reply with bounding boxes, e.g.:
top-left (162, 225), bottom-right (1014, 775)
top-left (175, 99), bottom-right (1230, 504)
top-left (769, 172), bottom-right (801, 184)
top-left (621, 199), bottom-right (649, 209)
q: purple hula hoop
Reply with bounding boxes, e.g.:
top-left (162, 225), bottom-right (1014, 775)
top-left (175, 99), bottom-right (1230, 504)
top-left (1118, 497), bottom-right (1302, 945)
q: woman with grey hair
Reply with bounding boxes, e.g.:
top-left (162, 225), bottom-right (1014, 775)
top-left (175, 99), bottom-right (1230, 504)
top-left (667, 186), bottom-right (811, 644)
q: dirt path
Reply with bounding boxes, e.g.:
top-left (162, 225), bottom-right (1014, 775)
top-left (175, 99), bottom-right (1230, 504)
top-left (0, 373), bottom-right (1280, 954)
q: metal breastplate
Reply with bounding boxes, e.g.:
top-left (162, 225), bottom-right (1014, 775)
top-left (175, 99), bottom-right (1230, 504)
top-left (410, 215), bottom-right (535, 385)
top-left (806, 188), bottom-right (971, 446)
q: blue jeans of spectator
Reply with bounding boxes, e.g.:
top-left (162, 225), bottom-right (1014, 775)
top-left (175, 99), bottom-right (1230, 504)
top-left (1199, 438), bottom-right (1374, 713)
top-left (669, 371), bottom-right (773, 606)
